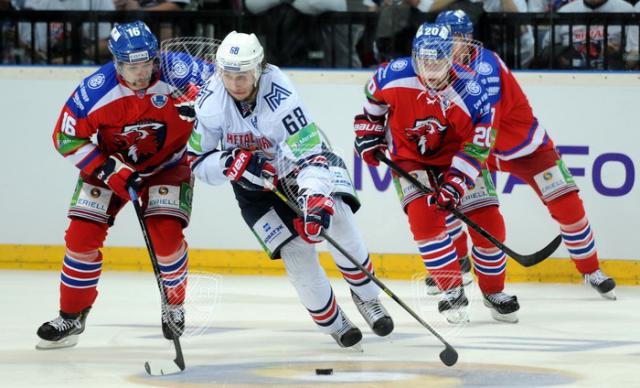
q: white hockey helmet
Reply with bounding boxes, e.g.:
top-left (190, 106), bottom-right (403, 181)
top-left (216, 31), bottom-right (264, 82)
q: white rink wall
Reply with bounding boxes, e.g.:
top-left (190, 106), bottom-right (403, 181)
top-left (0, 68), bottom-right (638, 260)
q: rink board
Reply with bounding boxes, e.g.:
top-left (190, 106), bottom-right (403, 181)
top-left (0, 67), bottom-right (638, 283)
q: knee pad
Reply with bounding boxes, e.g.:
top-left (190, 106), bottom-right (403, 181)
top-left (146, 216), bottom-right (185, 257)
top-left (406, 198), bottom-right (447, 241)
top-left (466, 206), bottom-right (505, 248)
top-left (65, 219), bottom-right (108, 255)
top-left (546, 191), bottom-right (586, 225)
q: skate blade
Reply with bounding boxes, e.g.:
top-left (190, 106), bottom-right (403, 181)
top-left (348, 342), bottom-right (364, 353)
top-left (462, 272), bottom-right (474, 286)
top-left (599, 289), bottom-right (617, 301)
top-left (443, 309), bottom-right (470, 325)
top-left (426, 285), bottom-right (441, 296)
top-left (35, 335), bottom-right (79, 350)
top-left (490, 310), bottom-right (519, 324)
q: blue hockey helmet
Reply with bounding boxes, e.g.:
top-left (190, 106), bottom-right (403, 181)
top-left (108, 21), bottom-right (158, 64)
top-left (412, 24), bottom-right (453, 89)
top-left (435, 10), bottom-right (474, 37)
top-left (412, 23), bottom-right (452, 61)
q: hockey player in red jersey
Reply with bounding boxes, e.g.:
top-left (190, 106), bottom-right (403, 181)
top-left (437, 10), bottom-right (616, 300)
top-left (36, 21), bottom-right (199, 349)
top-left (355, 24), bottom-right (520, 324)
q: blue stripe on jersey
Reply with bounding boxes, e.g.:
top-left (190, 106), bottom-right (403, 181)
top-left (374, 57), bottom-right (418, 90)
top-left (76, 147), bottom-right (102, 170)
top-left (64, 62), bottom-right (119, 119)
top-left (492, 118), bottom-right (540, 157)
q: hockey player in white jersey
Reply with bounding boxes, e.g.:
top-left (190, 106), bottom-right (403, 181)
top-left (188, 31), bottom-right (394, 348)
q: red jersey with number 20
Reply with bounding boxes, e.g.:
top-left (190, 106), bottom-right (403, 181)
top-left (362, 57), bottom-right (494, 184)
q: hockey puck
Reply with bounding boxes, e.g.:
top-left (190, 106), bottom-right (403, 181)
top-left (315, 368), bottom-right (333, 375)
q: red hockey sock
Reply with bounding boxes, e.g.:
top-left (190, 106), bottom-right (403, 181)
top-left (60, 219), bottom-right (108, 314)
top-left (547, 192), bottom-right (599, 274)
top-left (467, 206), bottom-right (506, 294)
top-left (147, 216), bottom-right (188, 305)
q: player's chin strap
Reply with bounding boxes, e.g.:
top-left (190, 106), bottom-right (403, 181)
top-left (129, 188), bottom-right (186, 376)
top-left (262, 175), bottom-right (458, 367)
top-left (374, 151), bottom-right (561, 267)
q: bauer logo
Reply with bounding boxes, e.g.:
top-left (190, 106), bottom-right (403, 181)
top-left (390, 59), bottom-right (408, 72)
top-left (87, 74), bottom-right (105, 89)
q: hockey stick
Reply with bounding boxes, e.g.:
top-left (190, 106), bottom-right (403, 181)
top-left (263, 178), bottom-right (458, 367)
top-left (374, 151), bottom-right (561, 267)
top-left (129, 188), bottom-right (186, 376)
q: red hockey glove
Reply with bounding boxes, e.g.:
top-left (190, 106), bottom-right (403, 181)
top-left (428, 173), bottom-right (467, 210)
top-left (222, 148), bottom-right (277, 191)
top-left (353, 113), bottom-right (387, 166)
top-left (293, 193), bottom-right (335, 244)
top-left (93, 155), bottom-right (142, 201)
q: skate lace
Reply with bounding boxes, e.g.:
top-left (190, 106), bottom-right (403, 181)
top-left (485, 292), bottom-right (511, 304)
top-left (49, 316), bottom-right (77, 332)
top-left (356, 297), bottom-right (386, 322)
top-left (444, 287), bottom-right (463, 302)
top-left (163, 305), bottom-right (185, 323)
top-left (585, 270), bottom-right (608, 286)
top-left (333, 312), bottom-right (354, 337)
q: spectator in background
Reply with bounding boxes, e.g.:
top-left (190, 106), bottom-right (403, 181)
top-left (112, 0), bottom-right (189, 10)
top-left (370, 0), bottom-right (424, 62)
top-left (542, 0), bottom-right (638, 70)
top-left (113, 0), bottom-right (192, 42)
top-left (17, 0), bottom-right (114, 64)
top-left (293, 0), bottom-right (369, 67)
top-left (245, 0), bottom-right (314, 66)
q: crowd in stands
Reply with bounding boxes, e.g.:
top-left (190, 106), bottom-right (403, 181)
top-left (0, 0), bottom-right (638, 69)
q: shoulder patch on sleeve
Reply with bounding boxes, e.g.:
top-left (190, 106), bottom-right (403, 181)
top-left (263, 82), bottom-right (292, 112)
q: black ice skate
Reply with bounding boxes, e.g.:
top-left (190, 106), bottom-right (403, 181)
top-left (584, 269), bottom-right (617, 300)
top-left (483, 292), bottom-right (520, 323)
top-left (438, 287), bottom-right (469, 324)
top-left (161, 304), bottom-right (185, 340)
top-left (425, 256), bottom-right (473, 295)
top-left (330, 307), bottom-right (363, 349)
top-left (350, 289), bottom-right (394, 336)
top-left (36, 307), bottom-right (91, 350)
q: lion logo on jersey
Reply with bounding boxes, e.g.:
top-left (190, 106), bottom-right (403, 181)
top-left (113, 121), bottom-right (167, 164)
top-left (404, 117), bottom-right (447, 156)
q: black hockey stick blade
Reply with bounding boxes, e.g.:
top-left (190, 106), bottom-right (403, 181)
top-left (374, 151), bottom-right (560, 267)
top-left (439, 345), bottom-right (458, 367)
top-left (502, 234), bottom-right (562, 267)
